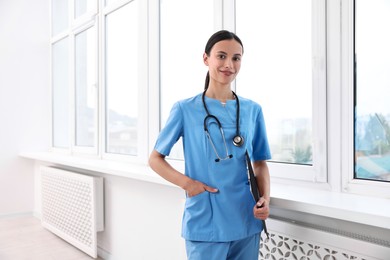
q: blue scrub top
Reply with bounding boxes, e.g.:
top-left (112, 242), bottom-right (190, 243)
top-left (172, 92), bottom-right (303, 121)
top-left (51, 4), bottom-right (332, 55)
top-left (154, 93), bottom-right (271, 242)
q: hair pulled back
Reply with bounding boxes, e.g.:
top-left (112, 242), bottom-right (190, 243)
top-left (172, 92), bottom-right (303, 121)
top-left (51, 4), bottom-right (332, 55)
top-left (204, 30), bottom-right (244, 90)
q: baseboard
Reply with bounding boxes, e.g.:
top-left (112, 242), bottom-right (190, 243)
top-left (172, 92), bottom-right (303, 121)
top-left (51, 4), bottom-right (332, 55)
top-left (0, 211), bottom-right (34, 219)
top-left (97, 246), bottom-right (112, 260)
top-left (33, 211), bottom-right (42, 219)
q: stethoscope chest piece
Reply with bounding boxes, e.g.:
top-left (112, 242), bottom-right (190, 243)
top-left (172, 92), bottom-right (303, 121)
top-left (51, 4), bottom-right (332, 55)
top-left (233, 135), bottom-right (244, 147)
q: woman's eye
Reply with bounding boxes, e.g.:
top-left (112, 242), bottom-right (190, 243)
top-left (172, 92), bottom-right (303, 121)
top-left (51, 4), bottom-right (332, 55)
top-left (218, 54), bottom-right (226, 59)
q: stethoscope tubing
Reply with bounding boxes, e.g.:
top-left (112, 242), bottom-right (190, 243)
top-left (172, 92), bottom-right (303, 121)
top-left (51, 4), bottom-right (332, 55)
top-left (202, 90), bottom-right (244, 147)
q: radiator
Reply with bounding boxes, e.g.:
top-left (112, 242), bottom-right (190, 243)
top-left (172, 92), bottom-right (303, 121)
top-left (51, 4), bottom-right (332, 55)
top-left (260, 218), bottom-right (390, 260)
top-left (40, 166), bottom-right (104, 258)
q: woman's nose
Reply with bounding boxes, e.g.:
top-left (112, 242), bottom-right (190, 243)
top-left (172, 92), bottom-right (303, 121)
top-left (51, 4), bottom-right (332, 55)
top-left (224, 59), bottom-right (232, 68)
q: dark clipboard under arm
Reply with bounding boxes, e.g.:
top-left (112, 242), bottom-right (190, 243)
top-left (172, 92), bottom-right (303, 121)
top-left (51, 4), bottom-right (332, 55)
top-left (245, 150), bottom-right (269, 239)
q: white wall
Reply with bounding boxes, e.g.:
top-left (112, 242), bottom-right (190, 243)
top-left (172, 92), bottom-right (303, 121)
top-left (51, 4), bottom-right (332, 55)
top-left (0, 0), bottom-right (50, 215)
top-left (96, 174), bottom-right (186, 259)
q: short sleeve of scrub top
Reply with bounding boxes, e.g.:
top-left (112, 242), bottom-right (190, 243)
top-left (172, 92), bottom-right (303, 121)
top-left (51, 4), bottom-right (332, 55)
top-left (154, 101), bottom-right (184, 157)
top-left (153, 93), bottom-right (271, 242)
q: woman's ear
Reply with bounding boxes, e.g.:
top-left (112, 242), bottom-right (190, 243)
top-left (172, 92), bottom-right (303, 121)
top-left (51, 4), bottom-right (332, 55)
top-left (203, 53), bottom-right (209, 66)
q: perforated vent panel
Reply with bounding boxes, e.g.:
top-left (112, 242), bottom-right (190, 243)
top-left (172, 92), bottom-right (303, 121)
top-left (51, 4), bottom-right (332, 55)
top-left (41, 166), bottom-right (103, 258)
top-left (260, 219), bottom-right (390, 260)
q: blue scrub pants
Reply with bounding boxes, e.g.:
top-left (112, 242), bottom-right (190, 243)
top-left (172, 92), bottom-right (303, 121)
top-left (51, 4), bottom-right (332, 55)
top-left (185, 233), bottom-right (260, 260)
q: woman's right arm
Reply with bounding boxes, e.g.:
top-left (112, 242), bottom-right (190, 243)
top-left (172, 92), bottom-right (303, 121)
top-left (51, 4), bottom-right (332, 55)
top-left (148, 150), bottom-right (218, 197)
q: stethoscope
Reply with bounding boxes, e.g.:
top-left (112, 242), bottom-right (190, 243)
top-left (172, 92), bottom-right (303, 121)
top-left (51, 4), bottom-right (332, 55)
top-left (202, 90), bottom-right (244, 162)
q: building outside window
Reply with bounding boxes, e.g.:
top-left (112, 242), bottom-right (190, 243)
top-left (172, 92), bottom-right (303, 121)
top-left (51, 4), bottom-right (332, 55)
top-left (354, 0), bottom-right (390, 182)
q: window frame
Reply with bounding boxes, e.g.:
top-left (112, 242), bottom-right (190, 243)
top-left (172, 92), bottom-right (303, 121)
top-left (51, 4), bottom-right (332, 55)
top-left (50, 0), bottom-right (148, 162)
top-left (340, 0), bottom-right (390, 197)
top-left (50, 0), bottom-right (99, 155)
top-left (100, 0), bottom-right (149, 163)
top-left (51, 35), bottom-right (71, 151)
top-left (229, 0), bottom-right (328, 184)
top-left (72, 20), bottom-right (99, 156)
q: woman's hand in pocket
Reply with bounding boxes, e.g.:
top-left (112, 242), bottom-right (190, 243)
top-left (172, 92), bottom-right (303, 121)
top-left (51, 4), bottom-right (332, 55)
top-left (183, 179), bottom-right (218, 197)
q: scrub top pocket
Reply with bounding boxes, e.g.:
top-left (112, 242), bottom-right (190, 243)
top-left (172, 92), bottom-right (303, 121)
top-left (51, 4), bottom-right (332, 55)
top-left (182, 191), bottom-right (213, 239)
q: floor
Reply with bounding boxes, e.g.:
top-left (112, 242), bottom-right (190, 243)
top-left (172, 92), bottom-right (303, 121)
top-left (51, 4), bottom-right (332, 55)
top-left (0, 215), bottom-right (103, 260)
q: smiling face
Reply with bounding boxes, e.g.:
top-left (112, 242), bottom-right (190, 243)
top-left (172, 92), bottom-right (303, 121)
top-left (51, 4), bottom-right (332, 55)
top-left (204, 39), bottom-right (243, 89)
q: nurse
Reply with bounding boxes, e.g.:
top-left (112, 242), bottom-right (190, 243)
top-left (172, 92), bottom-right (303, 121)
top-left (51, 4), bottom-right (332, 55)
top-left (149, 30), bottom-right (271, 260)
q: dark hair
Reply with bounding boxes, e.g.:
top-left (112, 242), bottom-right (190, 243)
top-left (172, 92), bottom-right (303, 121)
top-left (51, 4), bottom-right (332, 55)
top-left (204, 30), bottom-right (244, 90)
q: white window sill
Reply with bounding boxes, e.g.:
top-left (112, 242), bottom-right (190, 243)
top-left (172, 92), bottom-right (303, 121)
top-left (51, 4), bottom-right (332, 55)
top-left (270, 184), bottom-right (390, 230)
top-left (20, 151), bottom-right (174, 187)
top-left (20, 151), bottom-right (390, 230)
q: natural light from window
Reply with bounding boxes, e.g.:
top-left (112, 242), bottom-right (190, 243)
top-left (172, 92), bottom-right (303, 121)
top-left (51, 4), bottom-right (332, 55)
top-left (236, 0), bottom-right (313, 165)
top-left (105, 1), bottom-right (139, 155)
top-left (160, 0), bottom-right (214, 159)
top-left (354, 0), bottom-right (390, 182)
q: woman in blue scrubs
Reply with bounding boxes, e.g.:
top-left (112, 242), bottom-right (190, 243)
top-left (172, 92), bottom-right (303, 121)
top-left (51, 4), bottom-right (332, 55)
top-left (149, 30), bottom-right (271, 260)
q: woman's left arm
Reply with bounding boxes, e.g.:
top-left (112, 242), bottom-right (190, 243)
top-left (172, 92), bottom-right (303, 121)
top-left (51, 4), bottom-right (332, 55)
top-left (253, 160), bottom-right (270, 220)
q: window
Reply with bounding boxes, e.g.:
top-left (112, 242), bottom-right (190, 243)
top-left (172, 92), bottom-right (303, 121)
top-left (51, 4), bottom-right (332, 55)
top-left (236, 0), bottom-right (327, 182)
top-left (50, 0), bottom-right (141, 157)
top-left (51, 0), bottom-right (98, 153)
top-left (75, 26), bottom-right (97, 148)
top-left (160, 0), bottom-right (215, 159)
top-left (75, 0), bottom-right (96, 19)
top-left (354, 0), bottom-right (390, 182)
top-left (105, 1), bottom-right (139, 156)
top-left (52, 37), bottom-right (70, 148)
top-left (51, 0), bottom-right (68, 36)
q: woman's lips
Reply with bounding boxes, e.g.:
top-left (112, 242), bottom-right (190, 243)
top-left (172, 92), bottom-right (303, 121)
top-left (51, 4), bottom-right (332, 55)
top-left (220, 70), bottom-right (234, 76)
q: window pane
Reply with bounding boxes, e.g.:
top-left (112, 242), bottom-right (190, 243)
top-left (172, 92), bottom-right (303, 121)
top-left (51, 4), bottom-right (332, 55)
top-left (75, 0), bottom-right (95, 18)
top-left (104, 0), bottom-right (127, 6)
top-left (75, 0), bottom-right (87, 18)
top-left (52, 0), bottom-right (68, 36)
top-left (160, 0), bottom-right (214, 159)
top-left (236, 0), bottom-right (312, 165)
top-left (75, 27), bottom-right (97, 147)
top-left (105, 0), bottom-right (114, 6)
top-left (105, 1), bottom-right (139, 155)
top-left (52, 37), bottom-right (70, 148)
top-left (354, 0), bottom-right (390, 181)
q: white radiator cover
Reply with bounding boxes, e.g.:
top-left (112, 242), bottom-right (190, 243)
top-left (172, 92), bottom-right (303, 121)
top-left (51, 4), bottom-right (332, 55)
top-left (260, 218), bottom-right (390, 260)
top-left (40, 166), bottom-right (104, 258)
